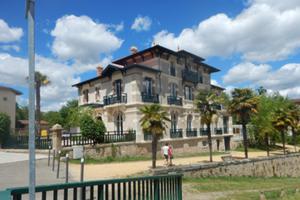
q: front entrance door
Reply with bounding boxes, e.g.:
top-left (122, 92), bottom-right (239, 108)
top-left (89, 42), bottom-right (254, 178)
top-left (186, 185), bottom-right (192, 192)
top-left (224, 136), bottom-right (231, 151)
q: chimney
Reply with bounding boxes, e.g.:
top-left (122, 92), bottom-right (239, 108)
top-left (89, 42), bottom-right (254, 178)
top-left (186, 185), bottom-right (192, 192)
top-left (130, 46), bottom-right (138, 54)
top-left (96, 65), bottom-right (103, 76)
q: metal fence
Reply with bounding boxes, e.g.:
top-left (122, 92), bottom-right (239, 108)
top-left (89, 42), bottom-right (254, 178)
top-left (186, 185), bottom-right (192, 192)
top-left (0, 174), bottom-right (183, 200)
top-left (3, 135), bottom-right (51, 149)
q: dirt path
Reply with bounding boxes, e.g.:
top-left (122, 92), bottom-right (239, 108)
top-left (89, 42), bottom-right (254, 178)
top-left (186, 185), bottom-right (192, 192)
top-left (69, 151), bottom-right (270, 181)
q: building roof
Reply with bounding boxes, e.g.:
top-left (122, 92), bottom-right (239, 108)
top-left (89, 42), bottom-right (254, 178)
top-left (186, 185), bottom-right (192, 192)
top-left (211, 84), bottom-right (225, 91)
top-left (0, 86), bottom-right (22, 95)
top-left (72, 63), bottom-right (161, 87)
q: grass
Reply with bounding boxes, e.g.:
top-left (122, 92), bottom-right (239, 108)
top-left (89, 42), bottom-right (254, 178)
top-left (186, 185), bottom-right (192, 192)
top-left (69, 151), bottom-right (227, 164)
top-left (234, 145), bottom-right (282, 152)
top-left (184, 176), bottom-right (300, 200)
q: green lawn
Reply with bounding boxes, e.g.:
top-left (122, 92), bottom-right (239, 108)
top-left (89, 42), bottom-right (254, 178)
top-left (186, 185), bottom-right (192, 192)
top-left (70, 151), bottom-right (227, 164)
top-left (184, 177), bottom-right (300, 200)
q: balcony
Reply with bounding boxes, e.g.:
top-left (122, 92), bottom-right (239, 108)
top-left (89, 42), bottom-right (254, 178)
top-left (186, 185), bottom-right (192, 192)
top-left (199, 128), bottom-right (208, 136)
top-left (141, 92), bottom-right (159, 103)
top-left (167, 96), bottom-right (183, 106)
top-left (182, 69), bottom-right (203, 84)
top-left (170, 129), bottom-right (183, 138)
top-left (103, 93), bottom-right (127, 106)
top-left (186, 128), bottom-right (197, 137)
top-left (215, 128), bottom-right (223, 135)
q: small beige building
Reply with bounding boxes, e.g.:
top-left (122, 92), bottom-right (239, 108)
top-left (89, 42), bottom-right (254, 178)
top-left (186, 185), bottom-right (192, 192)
top-left (0, 86), bottom-right (22, 130)
top-left (73, 45), bottom-right (234, 150)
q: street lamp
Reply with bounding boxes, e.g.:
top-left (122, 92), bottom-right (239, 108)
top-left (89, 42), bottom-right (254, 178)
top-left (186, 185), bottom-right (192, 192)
top-left (25, 0), bottom-right (36, 200)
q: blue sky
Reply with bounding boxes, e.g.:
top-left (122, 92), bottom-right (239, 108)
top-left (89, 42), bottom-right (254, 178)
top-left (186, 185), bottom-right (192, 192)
top-left (0, 0), bottom-right (300, 111)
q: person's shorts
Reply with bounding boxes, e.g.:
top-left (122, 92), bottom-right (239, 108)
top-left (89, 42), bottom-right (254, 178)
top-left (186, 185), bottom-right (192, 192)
top-left (164, 154), bottom-right (168, 160)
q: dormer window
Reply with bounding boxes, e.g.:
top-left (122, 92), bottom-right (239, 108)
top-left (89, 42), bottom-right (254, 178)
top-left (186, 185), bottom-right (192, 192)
top-left (170, 62), bottom-right (176, 76)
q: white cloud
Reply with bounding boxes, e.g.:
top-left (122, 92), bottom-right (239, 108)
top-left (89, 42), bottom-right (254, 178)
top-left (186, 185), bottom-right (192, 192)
top-left (131, 16), bottom-right (152, 32)
top-left (223, 62), bottom-right (300, 98)
top-left (51, 15), bottom-right (123, 65)
top-left (153, 0), bottom-right (300, 62)
top-left (211, 79), bottom-right (220, 86)
top-left (0, 19), bottom-right (23, 43)
top-left (0, 53), bottom-right (80, 111)
top-left (0, 44), bottom-right (20, 52)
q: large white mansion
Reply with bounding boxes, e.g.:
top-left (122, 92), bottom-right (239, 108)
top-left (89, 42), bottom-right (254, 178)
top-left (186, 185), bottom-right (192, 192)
top-left (73, 45), bottom-right (233, 150)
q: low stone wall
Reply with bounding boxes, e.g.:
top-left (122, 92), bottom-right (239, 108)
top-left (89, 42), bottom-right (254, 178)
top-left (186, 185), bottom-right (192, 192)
top-left (63, 135), bottom-right (237, 159)
top-left (152, 153), bottom-right (300, 177)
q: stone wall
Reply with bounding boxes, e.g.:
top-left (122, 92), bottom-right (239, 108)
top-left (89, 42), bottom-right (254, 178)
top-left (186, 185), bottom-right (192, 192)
top-left (64, 135), bottom-right (238, 159)
top-left (153, 153), bottom-right (300, 178)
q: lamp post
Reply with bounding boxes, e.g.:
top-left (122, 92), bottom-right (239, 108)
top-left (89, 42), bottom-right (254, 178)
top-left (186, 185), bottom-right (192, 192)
top-left (25, 0), bottom-right (36, 199)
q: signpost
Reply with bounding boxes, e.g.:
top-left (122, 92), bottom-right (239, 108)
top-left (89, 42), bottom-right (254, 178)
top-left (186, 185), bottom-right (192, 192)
top-left (25, 0), bottom-right (36, 199)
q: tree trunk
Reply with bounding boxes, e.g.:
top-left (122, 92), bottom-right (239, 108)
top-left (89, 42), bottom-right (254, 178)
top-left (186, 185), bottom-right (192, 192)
top-left (281, 131), bottom-right (286, 155)
top-left (242, 123), bottom-right (248, 158)
top-left (151, 134), bottom-right (158, 168)
top-left (207, 123), bottom-right (213, 162)
top-left (36, 82), bottom-right (41, 136)
top-left (265, 134), bottom-right (269, 157)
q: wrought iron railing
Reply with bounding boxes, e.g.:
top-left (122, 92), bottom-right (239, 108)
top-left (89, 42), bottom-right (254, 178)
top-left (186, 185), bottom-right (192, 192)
top-left (62, 131), bottom-right (136, 147)
top-left (186, 128), bottom-right (197, 137)
top-left (0, 174), bottom-right (183, 200)
top-left (3, 135), bottom-right (52, 149)
top-left (103, 93), bottom-right (127, 105)
top-left (182, 69), bottom-right (203, 84)
top-left (170, 129), bottom-right (183, 138)
top-left (167, 96), bottom-right (183, 106)
top-left (215, 128), bottom-right (223, 135)
top-left (141, 92), bottom-right (159, 103)
top-left (199, 128), bottom-right (208, 136)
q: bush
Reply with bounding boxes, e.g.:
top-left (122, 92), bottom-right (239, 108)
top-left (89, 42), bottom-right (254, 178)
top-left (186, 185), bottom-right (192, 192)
top-left (79, 113), bottom-right (106, 144)
top-left (0, 112), bottom-right (11, 146)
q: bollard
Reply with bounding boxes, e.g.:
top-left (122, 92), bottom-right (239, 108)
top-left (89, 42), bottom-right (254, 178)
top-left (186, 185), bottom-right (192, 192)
top-left (56, 150), bottom-right (61, 178)
top-left (80, 157), bottom-right (85, 200)
top-left (52, 149), bottom-right (56, 172)
top-left (65, 154), bottom-right (69, 183)
top-left (48, 146), bottom-right (51, 166)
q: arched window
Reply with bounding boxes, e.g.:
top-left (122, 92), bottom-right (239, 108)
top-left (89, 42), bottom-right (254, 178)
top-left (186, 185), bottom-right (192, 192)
top-left (171, 113), bottom-right (177, 131)
top-left (115, 112), bottom-right (123, 134)
top-left (187, 115), bottom-right (192, 130)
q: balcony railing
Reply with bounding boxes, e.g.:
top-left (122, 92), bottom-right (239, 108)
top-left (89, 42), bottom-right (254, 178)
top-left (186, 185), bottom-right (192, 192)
top-left (200, 128), bottom-right (208, 136)
top-left (167, 96), bottom-right (183, 106)
top-left (215, 128), bottom-right (223, 135)
top-left (170, 129), bottom-right (183, 138)
top-left (141, 92), bottom-right (159, 103)
top-left (186, 128), bottom-right (197, 137)
top-left (103, 93), bottom-right (127, 106)
top-left (182, 69), bottom-right (203, 84)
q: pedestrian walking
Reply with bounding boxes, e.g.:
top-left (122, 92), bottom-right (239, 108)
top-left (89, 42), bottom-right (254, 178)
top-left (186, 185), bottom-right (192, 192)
top-left (168, 144), bottom-right (173, 166)
top-left (162, 143), bottom-right (169, 166)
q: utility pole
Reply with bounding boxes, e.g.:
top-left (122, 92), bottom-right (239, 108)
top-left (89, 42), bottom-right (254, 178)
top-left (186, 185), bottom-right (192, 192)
top-left (25, 0), bottom-right (36, 199)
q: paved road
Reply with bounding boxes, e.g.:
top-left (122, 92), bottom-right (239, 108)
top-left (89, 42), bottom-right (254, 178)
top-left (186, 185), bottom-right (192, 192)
top-left (0, 151), bottom-right (47, 164)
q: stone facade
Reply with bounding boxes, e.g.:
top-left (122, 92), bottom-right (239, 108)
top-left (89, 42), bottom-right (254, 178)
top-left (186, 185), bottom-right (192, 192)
top-left (73, 45), bottom-right (234, 145)
top-left (153, 153), bottom-right (300, 178)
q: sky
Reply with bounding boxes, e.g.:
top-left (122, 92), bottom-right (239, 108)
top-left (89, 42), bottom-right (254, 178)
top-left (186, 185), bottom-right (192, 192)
top-left (0, 0), bottom-right (300, 111)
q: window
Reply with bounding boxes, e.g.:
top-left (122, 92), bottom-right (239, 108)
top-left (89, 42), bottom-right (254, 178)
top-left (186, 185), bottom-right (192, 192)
top-left (187, 115), bottom-right (192, 130)
top-left (184, 86), bottom-right (193, 100)
top-left (83, 89), bottom-right (89, 103)
top-left (115, 112), bottom-right (123, 134)
top-left (95, 87), bottom-right (100, 101)
top-left (143, 77), bottom-right (153, 95)
top-left (170, 62), bottom-right (176, 76)
top-left (170, 83), bottom-right (177, 97)
top-left (171, 113), bottom-right (177, 130)
top-left (114, 79), bottom-right (122, 97)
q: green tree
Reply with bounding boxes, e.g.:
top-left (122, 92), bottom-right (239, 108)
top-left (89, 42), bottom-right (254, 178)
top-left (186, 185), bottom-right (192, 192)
top-left (42, 111), bottom-right (63, 126)
top-left (139, 104), bottom-right (170, 168)
top-left (16, 103), bottom-right (28, 121)
top-left (0, 112), bottom-right (10, 147)
top-left (288, 103), bottom-right (300, 152)
top-left (59, 100), bottom-right (78, 129)
top-left (195, 90), bottom-right (221, 162)
top-left (79, 112), bottom-right (106, 144)
top-left (32, 72), bottom-right (50, 134)
top-left (228, 88), bottom-right (259, 158)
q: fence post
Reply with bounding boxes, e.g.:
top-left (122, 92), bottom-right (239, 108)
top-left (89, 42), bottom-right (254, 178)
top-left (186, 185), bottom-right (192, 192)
top-left (65, 154), bottom-right (69, 183)
top-left (177, 176), bottom-right (183, 200)
top-left (56, 150), bottom-right (61, 178)
top-left (154, 179), bottom-right (160, 200)
top-left (52, 149), bottom-right (56, 172)
top-left (80, 157), bottom-right (85, 199)
top-left (51, 124), bottom-right (63, 152)
top-left (48, 145), bottom-right (51, 166)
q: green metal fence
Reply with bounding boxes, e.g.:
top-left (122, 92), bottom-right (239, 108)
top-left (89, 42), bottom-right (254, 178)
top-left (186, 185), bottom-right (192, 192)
top-left (0, 174), bottom-right (183, 200)
top-left (3, 135), bottom-right (52, 149)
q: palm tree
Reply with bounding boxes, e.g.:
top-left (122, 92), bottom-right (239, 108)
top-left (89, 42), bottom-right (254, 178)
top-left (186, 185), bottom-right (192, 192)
top-left (195, 90), bottom-right (221, 162)
top-left (34, 72), bottom-right (50, 135)
top-left (139, 104), bottom-right (170, 168)
top-left (228, 88), bottom-right (258, 158)
top-left (272, 107), bottom-right (293, 154)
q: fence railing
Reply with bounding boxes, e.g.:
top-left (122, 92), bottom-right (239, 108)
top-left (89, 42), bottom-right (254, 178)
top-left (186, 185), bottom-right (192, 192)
top-left (62, 131), bottom-right (136, 147)
top-left (167, 96), bottom-right (183, 106)
top-left (186, 128), bottom-right (198, 137)
top-left (103, 93), bottom-right (127, 106)
top-left (215, 128), bottom-right (223, 135)
top-left (170, 129), bottom-right (183, 138)
top-left (3, 135), bottom-right (52, 149)
top-left (199, 128), bottom-right (208, 136)
top-left (0, 174), bottom-right (183, 200)
top-left (141, 92), bottom-right (159, 103)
